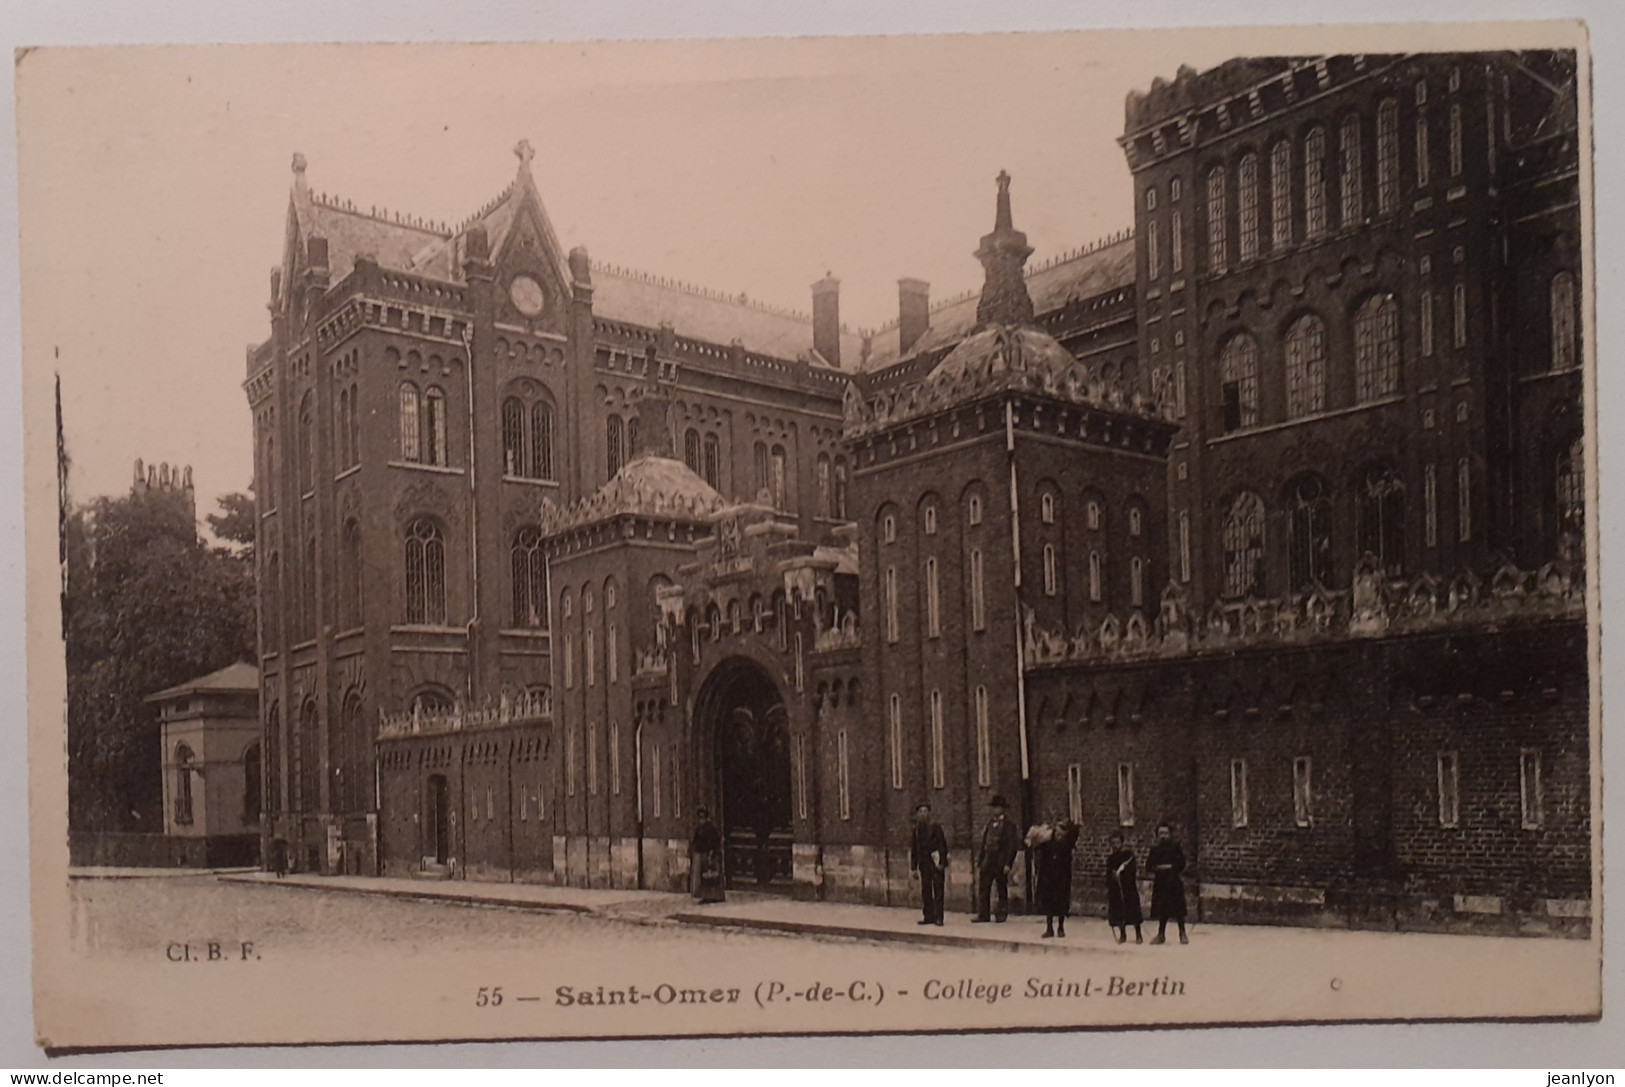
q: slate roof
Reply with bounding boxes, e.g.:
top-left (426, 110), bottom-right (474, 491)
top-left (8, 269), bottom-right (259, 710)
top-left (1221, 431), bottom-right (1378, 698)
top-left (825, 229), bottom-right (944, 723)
top-left (145, 662), bottom-right (259, 703)
top-left (538, 452), bottom-right (726, 537)
top-left (860, 233), bottom-right (1135, 373)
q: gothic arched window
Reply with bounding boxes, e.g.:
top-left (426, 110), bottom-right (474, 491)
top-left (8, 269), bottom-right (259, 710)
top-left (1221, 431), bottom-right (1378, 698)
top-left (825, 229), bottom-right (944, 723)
top-left (1304, 125), bottom-right (1329, 239)
top-left (404, 516), bottom-right (447, 625)
top-left (1285, 314), bottom-right (1328, 418)
top-left (606, 414), bottom-right (626, 479)
top-left (1376, 98), bottom-right (1400, 213)
top-left (1270, 139), bottom-right (1293, 249)
top-left (1285, 474), bottom-right (1333, 590)
top-left (1222, 491), bottom-right (1267, 598)
top-left (1355, 465), bottom-right (1406, 577)
top-left (770, 445), bottom-right (788, 508)
top-left (684, 428), bottom-right (701, 475)
top-left (1551, 271), bottom-right (1577, 371)
top-left (1339, 113), bottom-right (1363, 226)
top-left (511, 526), bottom-right (548, 629)
top-left (174, 743), bottom-right (195, 826)
top-left (1354, 293), bottom-right (1401, 402)
top-left (752, 441), bottom-right (769, 498)
top-left (298, 391), bottom-right (315, 493)
top-left (339, 690), bottom-right (363, 811)
top-left (702, 432), bottom-right (721, 490)
top-left (816, 454), bottom-right (832, 518)
top-left (1557, 435), bottom-right (1585, 560)
top-left (422, 386), bottom-right (447, 466)
top-left (1238, 152), bottom-right (1260, 261)
top-left (398, 382), bottom-right (421, 462)
top-left (1220, 334), bottom-right (1260, 432)
top-left (340, 518), bottom-right (363, 630)
top-left (833, 457), bottom-right (849, 520)
top-left (1205, 165), bottom-right (1227, 272)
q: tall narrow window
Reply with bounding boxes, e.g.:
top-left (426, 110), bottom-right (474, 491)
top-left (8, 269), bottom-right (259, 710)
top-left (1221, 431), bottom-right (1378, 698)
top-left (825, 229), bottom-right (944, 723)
top-left (1270, 140), bottom-right (1293, 249)
top-left (303, 536), bottom-right (317, 640)
top-left (1237, 153), bottom-right (1259, 262)
top-left (533, 403), bottom-right (554, 480)
top-left (1042, 545), bottom-right (1057, 597)
top-left (1424, 462), bottom-right (1439, 547)
top-left (1040, 493), bottom-right (1055, 524)
top-left (1520, 748), bottom-right (1543, 829)
top-left (626, 417), bottom-right (640, 459)
top-left (795, 735), bottom-right (808, 820)
top-left (816, 455), bottom-right (832, 518)
top-left (1285, 314), bottom-right (1327, 418)
top-left (1129, 508), bottom-right (1143, 537)
top-left (837, 729), bottom-right (851, 821)
top-left (1286, 475), bottom-right (1332, 590)
top-left (502, 397), bottom-right (526, 476)
top-left (770, 445), bottom-right (788, 508)
top-left (606, 414), bottom-right (625, 479)
top-left (1557, 436), bottom-right (1585, 559)
top-left (1171, 210), bottom-right (1184, 272)
top-left (347, 382), bottom-right (359, 469)
top-left (1219, 333), bottom-right (1259, 431)
top-left (1437, 751), bottom-right (1460, 828)
top-left (888, 694), bottom-right (903, 790)
top-left (1086, 501), bottom-right (1102, 531)
top-left (1147, 217), bottom-right (1161, 279)
top-left (930, 690), bottom-right (945, 790)
top-left (1230, 759), bottom-right (1249, 828)
top-left (974, 686), bottom-right (991, 787)
top-left (1292, 756), bottom-right (1314, 827)
top-left (672, 749), bottom-right (682, 821)
top-left (1449, 103), bottom-right (1463, 177)
top-left (1222, 491), bottom-right (1266, 598)
top-left (1130, 556), bottom-right (1144, 608)
top-left (607, 622), bottom-right (619, 683)
top-left (1304, 126), bottom-right (1328, 239)
top-left (925, 557), bottom-right (941, 636)
top-left (702, 433), bottom-right (721, 490)
top-left (1354, 293), bottom-right (1400, 401)
top-left (1339, 113), bottom-right (1362, 226)
top-left (969, 548), bottom-right (986, 631)
top-left (1453, 282), bottom-right (1467, 349)
top-left (340, 518), bottom-right (363, 630)
top-left (399, 383), bottom-right (421, 463)
top-left (566, 729), bottom-right (577, 797)
top-left (884, 566), bottom-right (899, 643)
top-left (1377, 98), bottom-right (1400, 213)
top-left (511, 527), bottom-right (547, 628)
top-left (585, 625), bottom-right (596, 687)
top-left (423, 387), bottom-right (447, 466)
top-left (337, 387), bottom-right (351, 470)
top-left (1088, 551), bottom-right (1103, 602)
top-left (1178, 510), bottom-right (1192, 583)
top-left (173, 744), bottom-right (195, 825)
top-left (833, 458), bottom-right (849, 519)
top-left (1206, 166), bottom-right (1227, 272)
top-left (684, 429), bottom-right (702, 474)
top-left (1116, 763), bottom-right (1135, 827)
top-left (752, 442), bottom-right (768, 497)
top-left (1356, 465), bottom-right (1406, 577)
top-left (1421, 289), bottom-right (1435, 357)
top-left (1550, 271), bottom-right (1576, 370)
top-left (563, 633), bottom-right (574, 688)
top-left (587, 722), bottom-right (598, 796)
top-left (1416, 111), bottom-right (1431, 188)
top-left (1457, 457), bottom-right (1472, 542)
top-left (650, 742), bottom-right (660, 816)
top-left (1067, 765), bottom-right (1083, 824)
top-left (924, 505), bottom-right (938, 534)
top-left (298, 392), bottom-right (315, 492)
top-left (404, 517), bottom-right (446, 625)
top-left (610, 721), bottom-right (621, 795)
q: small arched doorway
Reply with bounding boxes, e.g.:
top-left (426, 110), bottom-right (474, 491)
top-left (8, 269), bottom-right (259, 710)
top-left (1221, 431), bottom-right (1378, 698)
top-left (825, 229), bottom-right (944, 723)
top-left (425, 774), bottom-right (450, 865)
top-left (696, 657), bottom-right (792, 886)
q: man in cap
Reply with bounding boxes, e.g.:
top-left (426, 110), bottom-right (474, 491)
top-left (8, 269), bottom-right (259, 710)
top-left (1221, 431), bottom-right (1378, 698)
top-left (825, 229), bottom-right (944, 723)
top-left (909, 802), bottom-right (949, 926)
top-left (972, 794), bottom-right (1021, 923)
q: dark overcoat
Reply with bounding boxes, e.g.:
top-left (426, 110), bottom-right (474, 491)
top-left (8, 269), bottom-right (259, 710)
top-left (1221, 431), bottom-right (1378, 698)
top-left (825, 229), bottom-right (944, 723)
top-left (1034, 822), bottom-right (1080, 916)
top-left (1105, 846), bottom-right (1143, 926)
top-left (1147, 839), bottom-right (1188, 921)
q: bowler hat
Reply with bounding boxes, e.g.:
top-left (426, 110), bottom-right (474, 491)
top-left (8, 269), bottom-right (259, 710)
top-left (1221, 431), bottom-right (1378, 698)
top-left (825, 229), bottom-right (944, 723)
top-left (989, 794), bottom-right (1009, 809)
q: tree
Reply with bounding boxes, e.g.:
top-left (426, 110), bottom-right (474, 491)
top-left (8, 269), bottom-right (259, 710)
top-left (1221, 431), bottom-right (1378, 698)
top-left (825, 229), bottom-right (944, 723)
top-left (65, 488), bottom-right (256, 832)
top-left (207, 490), bottom-right (257, 562)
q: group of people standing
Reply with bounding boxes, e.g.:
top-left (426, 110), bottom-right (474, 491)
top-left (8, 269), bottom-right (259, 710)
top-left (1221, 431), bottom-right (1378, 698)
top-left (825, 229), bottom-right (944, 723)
top-left (912, 796), bottom-right (1191, 944)
top-left (691, 797), bottom-right (1191, 947)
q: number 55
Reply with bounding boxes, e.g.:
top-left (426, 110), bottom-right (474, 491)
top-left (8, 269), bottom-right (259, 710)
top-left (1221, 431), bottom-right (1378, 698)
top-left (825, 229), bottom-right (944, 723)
top-left (476, 987), bottom-right (504, 1007)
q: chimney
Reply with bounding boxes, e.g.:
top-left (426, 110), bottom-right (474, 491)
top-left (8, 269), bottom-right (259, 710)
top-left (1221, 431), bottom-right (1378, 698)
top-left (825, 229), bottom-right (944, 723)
top-left (812, 274), bottom-right (841, 367)
top-left (974, 170), bottom-right (1035, 329)
top-left (898, 278), bottom-right (930, 355)
top-left (629, 382), bottom-right (675, 461)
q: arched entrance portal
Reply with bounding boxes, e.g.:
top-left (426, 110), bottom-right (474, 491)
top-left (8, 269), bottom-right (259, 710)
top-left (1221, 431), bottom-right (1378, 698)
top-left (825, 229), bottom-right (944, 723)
top-left (696, 658), bottom-right (793, 887)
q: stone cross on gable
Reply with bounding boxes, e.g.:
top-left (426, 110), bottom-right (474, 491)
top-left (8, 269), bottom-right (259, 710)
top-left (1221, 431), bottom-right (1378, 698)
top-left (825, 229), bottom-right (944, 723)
top-left (515, 139), bottom-right (536, 167)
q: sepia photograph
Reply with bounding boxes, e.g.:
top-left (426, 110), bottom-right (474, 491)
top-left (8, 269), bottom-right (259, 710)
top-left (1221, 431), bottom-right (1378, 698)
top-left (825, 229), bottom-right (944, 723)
top-left (15, 19), bottom-right (1601, 1054)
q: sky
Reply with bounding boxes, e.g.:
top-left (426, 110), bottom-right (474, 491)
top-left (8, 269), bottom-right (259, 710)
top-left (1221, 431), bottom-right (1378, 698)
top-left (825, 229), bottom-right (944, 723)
top-left (12, 26), bottom-right (1553, 516)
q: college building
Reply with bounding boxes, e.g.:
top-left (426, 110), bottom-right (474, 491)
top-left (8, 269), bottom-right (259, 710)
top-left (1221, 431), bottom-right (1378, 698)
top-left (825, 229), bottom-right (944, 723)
top-left (248, 51), bottom-right (1589, 934)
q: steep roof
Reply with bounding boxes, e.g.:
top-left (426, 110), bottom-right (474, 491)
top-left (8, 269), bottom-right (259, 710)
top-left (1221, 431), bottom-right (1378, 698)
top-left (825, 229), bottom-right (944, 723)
top-left (284, 150), bottom-right (854, 365)
top-left (538, 452), bottom-right (725, 537)
top-left (145, 662), bottom-right (259, 703)
top-left (861, 233), bottom-right (1136, 372)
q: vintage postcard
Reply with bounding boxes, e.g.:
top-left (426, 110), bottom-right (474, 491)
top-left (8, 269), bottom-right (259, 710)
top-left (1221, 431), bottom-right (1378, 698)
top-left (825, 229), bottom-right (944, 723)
top-left (19, 21), bottom-right (1600, 1052)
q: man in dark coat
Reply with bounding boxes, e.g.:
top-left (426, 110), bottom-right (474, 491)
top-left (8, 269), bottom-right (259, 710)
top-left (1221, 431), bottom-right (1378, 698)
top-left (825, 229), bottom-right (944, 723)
top-left (690, 808), bottom-right (725, 903)
top-left (908, 803), bottom-right (949, 926)
top-left (972, 794), bottom-right (1022, 923)
top-left (1031, 816), bottom-right (1080, 938)
top-left (1105, 831), bottom-right (1143, 944)
top-left (1147, 821), bottom-right (1188, 944)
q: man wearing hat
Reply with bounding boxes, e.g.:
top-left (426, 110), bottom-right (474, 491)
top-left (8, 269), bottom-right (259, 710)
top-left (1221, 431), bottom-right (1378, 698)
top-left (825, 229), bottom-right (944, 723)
top-left (909, 802), bottom-right (949, 926)
top-left (972, 794), bottom-right (1022, 923)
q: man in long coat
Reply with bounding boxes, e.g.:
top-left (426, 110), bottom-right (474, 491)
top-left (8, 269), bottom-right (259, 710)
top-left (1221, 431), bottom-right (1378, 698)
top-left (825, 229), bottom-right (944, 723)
top-left (908, 803), bottom-right (949, 926)
top-left (1147, 821), bottom-right (1188, 944)
top-left (972, 794), bottom-right (1022, 923)
top-left (1031, 816), bottom-right (1081, 938)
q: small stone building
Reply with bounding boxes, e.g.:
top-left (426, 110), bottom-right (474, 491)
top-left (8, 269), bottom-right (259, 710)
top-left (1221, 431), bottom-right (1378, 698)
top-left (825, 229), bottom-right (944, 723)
top-left (147, 662), bottom-right (262, 866)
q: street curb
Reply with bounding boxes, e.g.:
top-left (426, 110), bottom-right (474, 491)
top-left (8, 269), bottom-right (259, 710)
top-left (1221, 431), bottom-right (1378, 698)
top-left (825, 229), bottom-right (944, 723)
top-left (216, 874), bottom-right (597, 916)
top-left (668, 911), bottom-right (1098, 955)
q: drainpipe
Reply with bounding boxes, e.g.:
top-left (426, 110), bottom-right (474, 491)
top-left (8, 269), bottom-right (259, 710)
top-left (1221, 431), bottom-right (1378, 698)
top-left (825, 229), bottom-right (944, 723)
top-left (461, 326), bottom-right (481, 698)
top-left (1005, 399), bottom-right (1035, 908)
top-left (634, 719), bottom-right (645, 890)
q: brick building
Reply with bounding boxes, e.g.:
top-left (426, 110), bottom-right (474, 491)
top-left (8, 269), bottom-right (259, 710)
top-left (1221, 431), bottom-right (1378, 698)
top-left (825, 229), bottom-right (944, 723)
top-left (248, 51), bottom-right (1588, 934)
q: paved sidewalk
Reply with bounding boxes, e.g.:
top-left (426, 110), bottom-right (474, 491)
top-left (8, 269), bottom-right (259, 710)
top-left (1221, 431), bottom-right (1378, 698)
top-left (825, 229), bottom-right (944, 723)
top-left (71, 866), bottom-right (259, 879)
top-left (219, 871), bottom-right (1149, 954)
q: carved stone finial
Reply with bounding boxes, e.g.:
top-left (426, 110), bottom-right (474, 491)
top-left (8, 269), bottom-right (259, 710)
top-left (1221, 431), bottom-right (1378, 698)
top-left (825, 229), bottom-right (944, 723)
top-left (515, 139), bottom-right (536, 167)
top-left (291, 152), bottom-right (307, 176)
